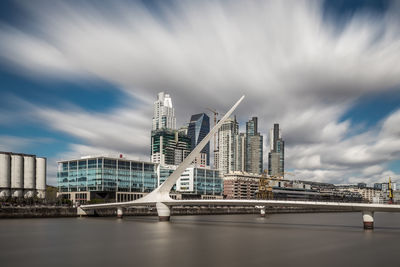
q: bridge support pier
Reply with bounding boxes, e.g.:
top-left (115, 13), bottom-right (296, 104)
top-left (117, 207), bottom-right (123, 218)
top-left (156, 202), bottom-right (170, 221)
top-left (260, 207), bottom-right (266, 217)
top-left (362, 211), bottom-right (374, 230)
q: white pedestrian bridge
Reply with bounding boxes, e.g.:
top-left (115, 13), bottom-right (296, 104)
top-left (81, 95), bottom-right (400, 229)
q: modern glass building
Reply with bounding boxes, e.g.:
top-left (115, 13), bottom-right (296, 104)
top-left (176, 167), bottom-right (222, 198)
top-left (57, 156), bottom-right (223, 203)
top-left (151, 129), bottom-right (191, 165)
top-left (187, 113), bottom-right (210, 166)
top-left (57, 156), bottom-right (158, 203)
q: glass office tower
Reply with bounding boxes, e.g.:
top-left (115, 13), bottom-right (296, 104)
top-left (187, 113), bottom-right (210, 166)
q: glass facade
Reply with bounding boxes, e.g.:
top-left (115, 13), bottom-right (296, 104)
top-left (194, 168), bottom-right (222, 195)
top-left (176, 167), bottom-right (222, 196)
top-left (187, 113), bottom-right (210, 166)
top-left (57, 157), bottom-right (158, 193)
top-left (151, 129), bottom-right (191, 165)
top-left (58, 157), bottom-right (222, 197)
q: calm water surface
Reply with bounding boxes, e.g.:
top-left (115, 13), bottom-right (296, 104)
top-left (1, 212), bottom-right (400, 267)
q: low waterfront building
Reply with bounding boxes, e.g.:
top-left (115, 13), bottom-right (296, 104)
top-left (57, 156), bottom-right (158, 204)
top-left (176, 167), bottom-right (222, 199)
top-left (335, 185), bottom-right (380, 203)
top-left (223, 172), bottom-right (261, 199)
top-left (242, 175), bottom-right (363, 202)
top-left (57, 155), bottom-right (223, 204)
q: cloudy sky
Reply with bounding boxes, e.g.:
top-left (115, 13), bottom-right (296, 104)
top-left (0, 0), bottom-right (400, 185)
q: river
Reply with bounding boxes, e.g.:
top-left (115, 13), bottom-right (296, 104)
top-left (0, 212), bottom-right (399, 267)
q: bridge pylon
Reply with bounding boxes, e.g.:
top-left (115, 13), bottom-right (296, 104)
top-left (362, 211), bottom-right (374, 230)
top-left (157, 202), bottom-right (171, 221)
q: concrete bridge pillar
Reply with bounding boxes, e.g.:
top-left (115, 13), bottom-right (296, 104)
top-left (117, 207), bottom-right (123, 218)
top-left (260, 207), bottom-right (266, 217)
top-left (156, 202), bottom-right (170, 221)
top-left (362, 211), bottom-right (374, 230)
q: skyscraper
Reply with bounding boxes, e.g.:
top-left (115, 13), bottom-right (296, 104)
top-left (152, 92), bottom-right (176, 131)
top-left (151, 129), bottom-right (191, 165)
top-left (187, 113), bottom-right (210, 166)
top-left (268, 123), bottom-right (284, 177)
top-left (216, 117), bottom-right (239, 175)
top-left (150, 92), bottom-right (191, 165)
top-left (245, 117), bottom-right (263, 174)
top-left (236, 133), bottom-right (246, 172)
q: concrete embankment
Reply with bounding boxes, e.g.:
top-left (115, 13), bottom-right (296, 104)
top-left (0, 205), bottom-right (351, 218)
top-left (91, 206), bottom-right (349, 217)
top-left (0, 206), bottom-right (77, 218)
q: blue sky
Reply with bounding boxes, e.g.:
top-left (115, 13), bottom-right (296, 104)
top-left (0, 0), bottom-right (400, 185)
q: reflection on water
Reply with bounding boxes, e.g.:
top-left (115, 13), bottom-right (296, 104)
top-left (0, 212), bottom-right (399, 267)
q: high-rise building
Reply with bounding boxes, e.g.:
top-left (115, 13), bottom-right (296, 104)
top-left (245, 117), bottom-right (263, 174)
top-left (236, 133), bottom-right (246, 172)
top-left (187, 113), bottom-right (210, 166)
top-left (268, 123), bottom-right (284, 177)
top-left (217, 117), bottom-right (239, 175)
top-left (151, 129), bottom-right (191, 166)
top-left (152, 92), bottom-right (176, 131)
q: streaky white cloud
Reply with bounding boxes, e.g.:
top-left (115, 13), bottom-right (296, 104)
top-left (0, 0), bottom-right (400, 185)
top-left (0, 135), bottom-right (54, 153)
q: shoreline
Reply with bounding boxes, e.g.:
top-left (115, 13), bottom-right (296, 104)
top-left (0, 205), bottom-right (354, 219)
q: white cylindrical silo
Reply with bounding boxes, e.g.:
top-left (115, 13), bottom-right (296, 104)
top-left (0, 152), bottom-right (11, 198)
top-left (23, 155), bottom-right (36, 198)
top-left (11, 154), bottom-right (24, 197)
top-left (36, 157), bottom-right (46, 199)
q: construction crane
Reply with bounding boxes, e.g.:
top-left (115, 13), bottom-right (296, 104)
top-left (256, 175), bottom-right (274, 200)
top-left (388, 177), bottom-right (394, 204)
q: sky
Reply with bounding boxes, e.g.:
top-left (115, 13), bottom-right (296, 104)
top-left (0, 0), bottom-right (400, 186)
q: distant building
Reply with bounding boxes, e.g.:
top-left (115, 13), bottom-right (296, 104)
top-left (268, 123), bottom-right (284, 177)
top-left (187, 113), bottom-right (210, 166)
top-left (152, 92), bottom-right (176, 131)
top-left (245, 117), bottom-right (263, 174)
top-left (373, 181), bottom-right (398, 203)
top-left (151, 129), bottom-right (191, 165)
top-left (335, 185), bottom-right (380, 203)
top-left (373, 183), bottom-right (382, 190)
top-left (0, 151), bottom-right (46, 199)
top-left (223, 172), bottom-right (261, 199)
top-left (176, 167), bottom-right (222, 199)
top-left (236, 133), bottom-right (246, 172)
top-left (357, 183), bottom-right (367, 189)
top-left (216, 117), bottom-right (239, 175)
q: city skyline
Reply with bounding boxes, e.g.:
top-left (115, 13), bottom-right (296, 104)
top-left (0, 0), bottom-right (400, 185)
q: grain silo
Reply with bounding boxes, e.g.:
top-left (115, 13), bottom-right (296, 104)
top-left (23, 155), bottom-right (36, 198)
top-left (36, 157), bottom-right (46, 199)
top-left (0, 152), bottom-right (11, 198)
top-left (11, 154), bottom-right (24, 197)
